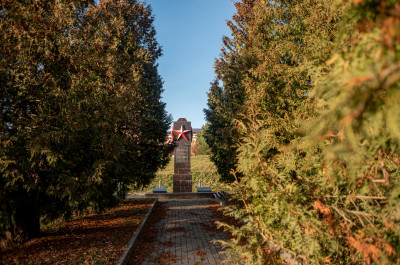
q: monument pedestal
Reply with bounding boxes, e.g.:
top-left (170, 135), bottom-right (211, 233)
top-left (173, 174), bottom-right (192, 192)
top-left (171, 118), bottom-right (193, 193)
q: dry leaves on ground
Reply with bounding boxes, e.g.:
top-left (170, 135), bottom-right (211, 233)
top-left (128, 202), bottom-right (167, 265)
top-left (0, 198), bottom-right (154, 265)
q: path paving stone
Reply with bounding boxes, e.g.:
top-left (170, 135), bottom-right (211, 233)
top-left (142, 199), bottom-right (228, 265)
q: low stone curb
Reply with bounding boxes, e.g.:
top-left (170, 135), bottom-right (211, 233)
top-left (144, 191), bottom-right (215, 199)
top-left (213, 193), bottom-right (227, 207)
top-left (116, 198), bottom-right (158, 265)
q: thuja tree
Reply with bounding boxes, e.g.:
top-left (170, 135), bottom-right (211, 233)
top-left (79, 0), bottom-right (172, 198)
top-left (204, 0), bottom-right (255, 182)
top-left (233, 1), bottom-right (348, 263)
top-left (299, 1), bottom-right (400, 264)
top-left (0, 0), bottom-right (171, 245)
top-left (0, 0), bottom-right (90, 244)
top-left (212, 0), bottom-right (349, 263)
top-left (214, 0), bottom-right (400, 264)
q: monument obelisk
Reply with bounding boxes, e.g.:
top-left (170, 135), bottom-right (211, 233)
top-left (171, 118), bottom-right (192, 192)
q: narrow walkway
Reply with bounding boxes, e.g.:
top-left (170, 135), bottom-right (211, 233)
top-left (142, 199), bottom-right (228, 265)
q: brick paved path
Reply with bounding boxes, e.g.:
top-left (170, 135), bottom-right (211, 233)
top-left (142, 199), bottom-right (228, 265)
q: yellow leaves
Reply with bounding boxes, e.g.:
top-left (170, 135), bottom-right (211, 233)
top-left (288, 206), bottom-right (301, 215)
top-left (381, 3), bottom-right (400, 51)
top-left (322, 256), bottom-right (332, 264)
top-left (304, 224), bottom-right (316, 236)
top-left (314, 200), bottom-right (331, 217)
top-left (342, 60), bottom-right (350, 73)
top-left (385, 89), bottom-right (400, 142)
top-left (314, 200), bottom-right (336, 235)
top-left (385, 221), bottom-right (395, 230)
top-left (384, 241), bottom-right (396, 257)
top-left (353, 0), bottom-right (364, 4)
top-left (318, 66), bottom-right (329, 73)
top-left (347, 234), bottom-right (382, 265)
top-left (343, 75), bottom-right (373, 91)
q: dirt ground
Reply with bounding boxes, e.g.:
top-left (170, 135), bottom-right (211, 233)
top-left (0, 198), bottom-right (154, 265)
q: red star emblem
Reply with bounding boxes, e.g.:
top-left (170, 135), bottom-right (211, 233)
top-left (171, 125), bottom-right (191, 141)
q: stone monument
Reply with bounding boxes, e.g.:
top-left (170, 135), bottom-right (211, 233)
top-left (171, 118), bottom-right (192, 192)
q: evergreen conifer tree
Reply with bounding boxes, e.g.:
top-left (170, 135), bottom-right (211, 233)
top-left (0, 0), bottom-right (171, 245)
top-left (209, 0), bottom-right (400, 263)
top-left (204, 0), bottom-right (256, 182)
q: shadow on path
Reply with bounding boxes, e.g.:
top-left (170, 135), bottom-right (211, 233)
top-left (129, 199), bottom-right (229, 265)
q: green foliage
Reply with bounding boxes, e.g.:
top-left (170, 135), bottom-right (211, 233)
top-left (207, 0), bottom-right (400, 264)
top-left (191, 125), bottom-right (211, 156)
top-left (0, 0), bottom-right (172, 245)
top-left (204, 0), bottom-right (256, 183)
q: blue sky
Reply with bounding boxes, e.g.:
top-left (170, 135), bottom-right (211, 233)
top-left (144, 0), bottom-right (236, 129)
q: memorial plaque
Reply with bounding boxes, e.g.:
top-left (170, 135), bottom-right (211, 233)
top-left (175, 145), bottom-right (190, 163)
top-left (171, 118), bottom-right (192, 193)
